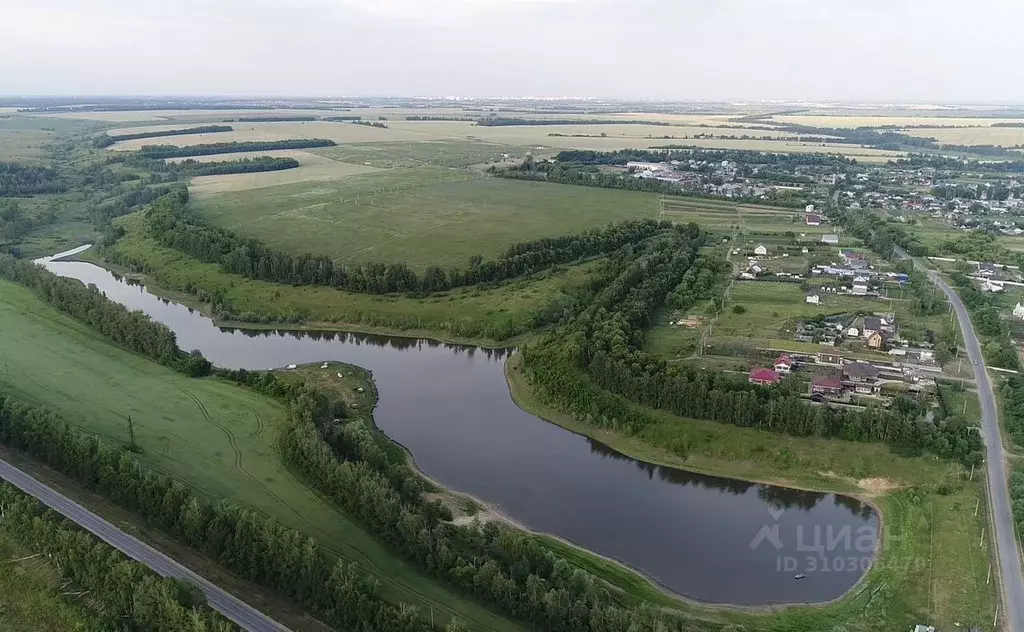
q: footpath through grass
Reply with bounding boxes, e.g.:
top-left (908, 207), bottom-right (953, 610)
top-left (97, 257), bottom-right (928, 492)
top-left (0, 279), bottom-right (525, 632)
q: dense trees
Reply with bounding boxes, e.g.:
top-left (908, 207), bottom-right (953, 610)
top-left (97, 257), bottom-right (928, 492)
top-left (521, 223), bottom-right (984, 466)
top-left (0, 161), bottom-right (64, 195)
top-left (0, 482), bottom-right (236, 632)
top-left (136, 139), bottom-right (336, 159)
top-left (145, 191), bottom-right (669, 295)
top-left (94, 126), bottom-right (234, 148)
top-left (0, 256), bottom-right (211, 376)
top-left (165, 157), bottom-right (299, 177)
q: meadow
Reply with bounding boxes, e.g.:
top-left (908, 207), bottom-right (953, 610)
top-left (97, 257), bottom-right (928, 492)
top-left (910, 126), bottom-right (1024, 147)
top-left (193, 172), bottom-right (661, 269)
top-left (0, 279), bottom-right (524, 632)
top-left (100, 212), bottom-right (600, 345)
top-left (770, 114), bottom-right (1024, 128)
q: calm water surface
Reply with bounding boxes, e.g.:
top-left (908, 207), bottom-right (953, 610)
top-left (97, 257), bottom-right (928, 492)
top-left (40, 252), bottom-right (878, 605)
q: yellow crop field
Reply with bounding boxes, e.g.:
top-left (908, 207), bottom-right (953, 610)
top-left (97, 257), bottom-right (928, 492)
top-left (907, 126), bottom-right (1024, 147)
top-left (772, 114), bottom-right (1024, 129)
top-left (184, 150), bottom-right (382, 197)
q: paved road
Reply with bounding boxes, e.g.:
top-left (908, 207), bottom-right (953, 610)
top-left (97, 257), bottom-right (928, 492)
top-left (0, 458), bottom-right (291, 632)
top-left (897, 248), bottom-right (1024, 630)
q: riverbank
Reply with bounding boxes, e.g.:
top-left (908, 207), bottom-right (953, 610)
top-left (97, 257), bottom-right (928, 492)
top-left (505, 352), bottom-right (998, 630)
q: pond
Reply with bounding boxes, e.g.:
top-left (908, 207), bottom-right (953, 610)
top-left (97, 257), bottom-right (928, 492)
top-left (40, 250), bottom-right (878, 606)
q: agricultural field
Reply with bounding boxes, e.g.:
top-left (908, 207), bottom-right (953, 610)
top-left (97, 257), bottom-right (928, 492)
top-left (770, 114), bottom-right (1024, 128)
top-left (910, 126), bottom-right (1024, 147)
top-left (0, 279), bottom-right (523, 632)
top-left (0, 116), bottom-right (88, 162)
top-left (193, 171), bottom-right (660, 269)
top-left (184, 150), bottom-right (383, 196)
top-left (100, 212), bottom-right (600, 345)
top-left (658, 197), bottom-right (832, 234)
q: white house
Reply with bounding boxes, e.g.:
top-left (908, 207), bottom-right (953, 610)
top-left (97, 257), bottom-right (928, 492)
top-left (805, 204), bottom-right (815, 213)
top-left (754, 244), bottom-right (769, 256)
top-left (805, 293), bottom-right (820, 305)
top-left (983, 279), bottom-right (1005, 293)
top-left (853, 275), bottom-right (870, 283)
top-left (1014, 302), bottom-right (1024, 319)
top-left (847, 327), bottom-right (860, 338)
top-left (852, 284), bottom-right (869, 295)
top-left (821, 234), bottom-right (840, 245)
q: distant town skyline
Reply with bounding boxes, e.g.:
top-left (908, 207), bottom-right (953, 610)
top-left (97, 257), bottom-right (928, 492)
top-left (2, 0), bottom-right (1022, 102)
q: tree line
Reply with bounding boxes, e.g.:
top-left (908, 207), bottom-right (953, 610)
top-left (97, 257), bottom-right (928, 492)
top-left (521, 223), bottom-right (984, 466)
top-left (0, 161), bottom-right (64, 196)
top-left (0, 256), bottom-right (212, 376)
top-left (93, 126), bottom-right (234, 148)
top-left (476, 118), bottom-right (671, 127)
top-left (145, 191), bottom-right (669, 294)
top-left (489, 159), bottom-right (810, 209)
top-left (232, 116), bottom-right (317, 122)
top-left (0, 481), bottom-right (236, 632)
top-left (555, 148), bottom-right (856, 168)
top-left (135, 139), bottom-right (337, 159)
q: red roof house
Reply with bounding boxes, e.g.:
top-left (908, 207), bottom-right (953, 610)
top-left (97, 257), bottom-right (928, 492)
top-left (811, 375), bottom-right (843, 395)
top-left (805, 214), bottom-right (822, 226)
top-left (773, 354), bottom-right (794, 373)
top-left (749, 368), bottom-right (781, 385)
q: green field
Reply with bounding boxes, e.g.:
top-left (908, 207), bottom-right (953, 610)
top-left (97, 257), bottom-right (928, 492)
top-left (193, 172), bottom-right (660, 270)
top-left (100, 212), bottom-right (597, 344)
top-left (0, 279), bottom-right (523, 632)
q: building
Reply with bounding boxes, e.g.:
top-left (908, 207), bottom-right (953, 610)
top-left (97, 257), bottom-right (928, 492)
top-left (1014, 302), bottom-right (1024, 319)
top-left (843, 362), bottom-right (880, 394)
top-left (811, 375), bottom-right (843, 396)
top-left (754, 244), bottom-right (769, 256)
top-left (805, 293), bottom-right (820, 305)
top-left (852, 283), bottom-right (869, 295)
top-left (749, 368), bottom-right (781, 385)
top-left (817, 351), bottom-right (843, 366)
top-left (805, 213), bottom-right (822, 226)
top-left (983, 279), bottom-right (1005, 293)
top-left (626, 161), bottom-right (668, 172)
top-left (805, 204), bottom-right (815, 214)
top-left (774, 355), bottom-right (794, 374)
top-left (866, 331), bottom-right (885, 348)
top-left (821, 234), bottom-right (839, 245)
top-left (862, 317), bottom-right (885, 337)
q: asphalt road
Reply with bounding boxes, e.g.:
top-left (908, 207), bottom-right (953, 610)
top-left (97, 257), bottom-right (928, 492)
top-left (898, 248), bottom-right (1024, 630)
top-left (0, 458), bottom-right (292, 632)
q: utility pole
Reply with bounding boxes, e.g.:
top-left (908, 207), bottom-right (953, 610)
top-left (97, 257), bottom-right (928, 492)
top-left (127, 415), bottom-right (138, 452)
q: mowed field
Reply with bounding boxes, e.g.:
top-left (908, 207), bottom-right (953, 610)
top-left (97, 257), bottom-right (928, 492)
top-left (180, 150), bottom-right (384, 195)
top-left (905, 126), bottom-right (1024, 147)
top-left (194, 171), bottom-right (660, 269)
top-left (770, 114), bottom-right (1024, 128)
top-left (0, 279), bottom-right (523, 632)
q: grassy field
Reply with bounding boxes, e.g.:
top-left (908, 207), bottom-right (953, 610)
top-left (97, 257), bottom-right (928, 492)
top-left (98, 212), bottom-right (598, 345)
top-left (0, 529), bottom-right (109, 631)
top-left (0, 116), bottom-right (90, 162)
top-left (0, 279), bottom-right (524, 632)
top-left (185, 150), bottom-right (383, 196)
top-left (193, 173), bottom-right (659, 269)
top-left (911, 126), bottom-right (1024, 147)
top-left (771, 114), bottom-right (1024, 128)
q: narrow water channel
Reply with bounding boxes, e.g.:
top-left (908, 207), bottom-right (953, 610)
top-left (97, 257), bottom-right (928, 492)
top-left (39, 250), bottom-right (878, 606)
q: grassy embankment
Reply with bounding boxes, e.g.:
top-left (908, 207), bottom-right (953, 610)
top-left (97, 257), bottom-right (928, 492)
top-left (0, 278), bottom-right (525, 632)
top-left (505, 355), bottom-right (996, 630)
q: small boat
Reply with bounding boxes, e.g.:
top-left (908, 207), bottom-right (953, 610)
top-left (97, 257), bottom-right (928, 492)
top-left (794, 574), bottom-right (806, 580)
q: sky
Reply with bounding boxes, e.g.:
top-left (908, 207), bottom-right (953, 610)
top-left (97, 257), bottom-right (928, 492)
top-left (2, 0), bottom-right (1022, 103)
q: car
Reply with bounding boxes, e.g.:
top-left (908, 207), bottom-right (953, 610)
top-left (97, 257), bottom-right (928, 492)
top-left (974, 360), bottom-right (979, 365)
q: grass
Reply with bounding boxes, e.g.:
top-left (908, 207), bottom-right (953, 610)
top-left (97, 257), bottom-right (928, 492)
top-left (0, 529), bottom-right (108, 631)
top-left (312, 140), bottom-right (528, 169)
top-left (192, 172), bottom-right (660, 270)
top-left (98, 212), bottom-right (598, 345)
top-left (0, 279), bottom-right (525, 632)
top-left (185, 150), bottom-right (382, 196)
top-left (505, 354), bottom-right (997, 631)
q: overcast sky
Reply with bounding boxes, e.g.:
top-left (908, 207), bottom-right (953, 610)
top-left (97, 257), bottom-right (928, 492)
top-left (2, 0), bottom-right (1021, 103)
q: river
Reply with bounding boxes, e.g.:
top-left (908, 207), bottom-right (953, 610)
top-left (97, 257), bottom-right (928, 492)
top-left (39, 250), bottom-right (878, 606)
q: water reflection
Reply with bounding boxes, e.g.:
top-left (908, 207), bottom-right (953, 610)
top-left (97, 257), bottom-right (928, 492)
top-left (39, 256), bottom-right (878, 606)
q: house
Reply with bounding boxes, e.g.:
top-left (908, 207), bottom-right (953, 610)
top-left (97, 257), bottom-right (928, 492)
top-left (983, 279), bottom-right (1005, 293)
top-left (912, 626), bottom-right (935, 632)
top-left (805, 213), bottom-right (822, 226)
top-left (852, 283), bottom-right (869, 295)
top-left (817, 352), bottom-right (843, 366)
top-left (843, 362), bottom-right (880, 392)
top-left (847, 326), bottom-right (860, 338)
top-left (853, 275), bottom-right (870, 284)
top-left (811, 375), bottom-right (843, 396)
top-left (840, 249), bottom-right (863, 262)
top-left (976, 262), bottom-right (1000, 278)
top-left (805, 204), bottom-right (815, 214)
top-left (754, 244), bottom-right (769, 256)
top-left (805, 293), bottom-right (820, 305)
top-left (821, 234), bottom-right (839, 245)
top-left (1014, 302), bottom-right (1024, 319)
top-left (748, 368), bottom-right (781, 385)
top-left (866, 331), bottom-right (885, 348)
top-left (862, 317), bottom-right (884, 337)
top-left (801, 246), bottom-right (809, 254)
top-left (774, 355), bottom-right (794, 374)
